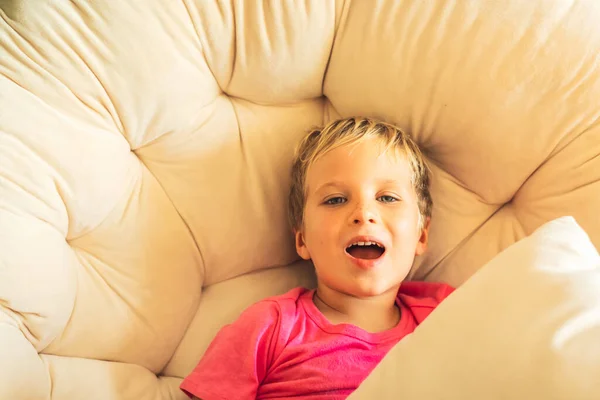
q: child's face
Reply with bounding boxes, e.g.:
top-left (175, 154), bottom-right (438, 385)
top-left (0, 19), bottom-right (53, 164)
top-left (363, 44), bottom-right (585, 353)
top-left (295, 137), bottom-right (429, 298)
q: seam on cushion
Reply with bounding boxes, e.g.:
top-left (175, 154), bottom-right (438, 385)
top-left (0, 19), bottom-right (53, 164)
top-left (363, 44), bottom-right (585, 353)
top-left (0, 171), bottom-right (61, 232)
top-left (506, 203), bottom-right (527, 239)
top-left (228, 96), bottom-right (246, 164)
top-left (2, 64), bottom-right (124, 144)
top-left (0, 304), bottom-right (33, 334)
top-left (557, 175), bottom-right (600, 195)
top-left (1, 79), bottom-right (134, 243)
top-left (39, 244), bottom-right (79, 354)
top-left (225, 92), bottom-right (305, 107)
top-left (546, 118), bottom-right (600, 176)
top-left (180, 0), bottom-right (223, 94)
top-left (69, 245), bottom-right (159, 340)
top-left (39, 349), bottom-right (55, 399)
top-left (425, 155), bottom-right (495, 206)
top-left (228, 0), bottom-right (238, 93)
top-left (323, 97), bottom-right (340, 125)
top-left (0, 73), bottom-right (45, 112)
top-left (321, 0), bottom-right (348, 96)
top-left (65, 152), bottom-right (141, 242)
top-left (0, 259), bottom-right (76, 355)
top-left (132, 94), bottom-right (221, 153)
top-left (0, 210), bottom-right (78, 354)
top-left (514, 119), bottom-right (600, 207)
top-left (420, 203), bottom-right (501, 281)
top-left (70, 48), bottom-right (126, 136)
top-left (0, 125), bottom-right (71, 238)
top-left (134, 154), bottom-right (206, 283)
top-left (45, 3), bottom-right (128, 138)
top-left (0, 18), bottom-right (127, 140)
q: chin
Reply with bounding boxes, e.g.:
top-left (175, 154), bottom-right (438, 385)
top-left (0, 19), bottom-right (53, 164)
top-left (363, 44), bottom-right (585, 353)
top-left (350, 282), bottom-right (400, 298)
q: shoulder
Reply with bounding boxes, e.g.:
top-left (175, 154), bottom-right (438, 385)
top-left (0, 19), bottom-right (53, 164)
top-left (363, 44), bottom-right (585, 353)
top-left (266, 286), bottom-right (310, 303)
top-left (399, 280), bottom-right (455, 303)
top-left (180, 289), bottom-right (311, 399)
top-left (207, 288), bottom-right (311, 349)
top-left (238, 287), bottom-right (310, 322)
top-left (397, 281), bottom-right (455, 323)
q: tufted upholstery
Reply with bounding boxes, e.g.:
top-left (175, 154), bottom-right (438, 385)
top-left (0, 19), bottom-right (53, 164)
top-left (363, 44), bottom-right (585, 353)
top-left (1, 1), bottom-right (599, 399)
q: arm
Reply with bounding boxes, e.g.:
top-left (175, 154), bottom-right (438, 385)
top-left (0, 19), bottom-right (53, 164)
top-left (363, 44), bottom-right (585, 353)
top-left (180, 300), bottom-right (281, 399)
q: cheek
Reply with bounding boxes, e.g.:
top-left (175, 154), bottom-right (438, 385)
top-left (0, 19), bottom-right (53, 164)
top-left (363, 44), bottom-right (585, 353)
top-left (304, 213), bottom-right (338, 251)
top-left (308, 206), bottom-right (339, 230)
top-left (306, 223), bottom-right (334, 248)
top-left (389, 210), bottom-right (421, 238)
top-left (397, 214), bottom-right (419, 231)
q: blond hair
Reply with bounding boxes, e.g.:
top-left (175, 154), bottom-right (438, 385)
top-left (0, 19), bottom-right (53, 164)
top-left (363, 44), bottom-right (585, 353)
top-left (288, 117), bottom-right (432, 231)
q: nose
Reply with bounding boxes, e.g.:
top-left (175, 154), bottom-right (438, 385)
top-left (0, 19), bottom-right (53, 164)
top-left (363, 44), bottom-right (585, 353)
top-left (350, 201), bottom-right (378, 225)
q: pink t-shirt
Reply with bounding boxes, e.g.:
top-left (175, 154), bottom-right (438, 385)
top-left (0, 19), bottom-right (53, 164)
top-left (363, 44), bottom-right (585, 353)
top-left (181, 281), bottom-right (454, 399)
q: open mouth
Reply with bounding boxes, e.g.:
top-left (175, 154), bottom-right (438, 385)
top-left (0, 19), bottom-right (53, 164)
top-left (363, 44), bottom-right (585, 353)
top-left (345, 241), bottom-right (386, 260)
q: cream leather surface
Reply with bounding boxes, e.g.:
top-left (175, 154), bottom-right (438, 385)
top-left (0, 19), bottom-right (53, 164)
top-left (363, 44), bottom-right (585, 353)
top-left (1, 1), bottom-right (599, 399)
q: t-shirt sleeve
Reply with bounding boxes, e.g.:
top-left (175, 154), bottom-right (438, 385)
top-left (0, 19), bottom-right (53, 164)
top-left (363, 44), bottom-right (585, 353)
top-left (180, 300), bottom-right (281, 400)
top-left (398, 281), bottom-right (455, 324)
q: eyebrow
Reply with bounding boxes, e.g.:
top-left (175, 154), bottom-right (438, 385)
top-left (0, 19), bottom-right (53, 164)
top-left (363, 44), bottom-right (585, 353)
top-left (314, 181), bottom-right (345, 195)
top-left (314, 179), bottom-right (403, 194)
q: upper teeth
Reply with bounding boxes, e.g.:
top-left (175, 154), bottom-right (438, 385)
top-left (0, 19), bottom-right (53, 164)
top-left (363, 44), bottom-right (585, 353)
top-left (348, 241), bottom-right (383, 248)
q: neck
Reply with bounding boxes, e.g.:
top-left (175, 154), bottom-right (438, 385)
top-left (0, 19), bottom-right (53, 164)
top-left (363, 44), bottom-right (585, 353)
top-left (313, 285), bottom-right (401, 333)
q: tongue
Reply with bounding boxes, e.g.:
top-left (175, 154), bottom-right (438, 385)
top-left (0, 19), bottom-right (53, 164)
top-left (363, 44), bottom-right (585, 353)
top-left (348, 245), bottom-right (383, 260)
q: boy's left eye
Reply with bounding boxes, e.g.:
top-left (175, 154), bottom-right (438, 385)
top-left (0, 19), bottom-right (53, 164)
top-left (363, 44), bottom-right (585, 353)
top-left (324, 196), bottom-right (347, 205)
top-left (378, 195), bottom-right (398, 203)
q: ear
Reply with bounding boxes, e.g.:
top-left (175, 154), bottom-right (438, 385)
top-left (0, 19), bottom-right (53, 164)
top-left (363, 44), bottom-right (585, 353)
top-left (294, 229), bottom-right (311, 260)
top-left (415, 216), bottom-right (430, 256)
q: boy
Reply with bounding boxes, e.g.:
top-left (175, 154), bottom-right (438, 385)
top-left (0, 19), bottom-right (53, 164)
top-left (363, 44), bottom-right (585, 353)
top-left (180, 117), bottom-right (454, 399)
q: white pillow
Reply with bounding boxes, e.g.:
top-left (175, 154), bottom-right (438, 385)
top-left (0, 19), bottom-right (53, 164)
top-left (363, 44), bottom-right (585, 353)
top-left (349, 216), bottom-right (600, 400)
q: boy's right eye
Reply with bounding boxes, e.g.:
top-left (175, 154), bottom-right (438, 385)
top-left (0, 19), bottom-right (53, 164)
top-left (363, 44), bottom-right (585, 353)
top-left (324, 196), bottom-right (346, 205)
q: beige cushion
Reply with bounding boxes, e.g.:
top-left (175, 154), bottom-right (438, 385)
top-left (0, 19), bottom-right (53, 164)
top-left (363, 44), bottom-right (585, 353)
top-left (350, 216), bottom-right (600, 399)
top-left (1, 0), bottom-right (600, 398)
